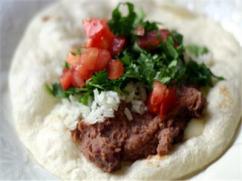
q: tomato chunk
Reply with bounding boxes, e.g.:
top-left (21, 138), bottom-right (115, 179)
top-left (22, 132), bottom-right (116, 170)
top-left (79, 48), bottom-right (111, 72)
top-left (71, 66), bottom-right (86, 88)
top-left (60, 69), bottom-right (72, 90)
top-left (86, 35), bottom-right (111, 50)
top-left (83, 18), bottom-right (108, 38)
top-left (159, 87), bottom-right (176, 119)
top-left (84, 18), bottom-right (114, 50)
top-left (148, 81), bottom-right (167, 113)
top-left (112, 37), bottom-right (126, 56)
top-left (67, 51), bottom-right (81, 66)
top-left (148, 81), bottom-right (176, 119)
top-left (138, 29), bottom-right (170, 50)
top-left (95, 49), bottom-right (111, 71)
top-left (108, 60), bottom-right (124, 80)
top-left (80, 48), bottom-right (99, 71)
top-left (72, 64), bottom-right (93, 81)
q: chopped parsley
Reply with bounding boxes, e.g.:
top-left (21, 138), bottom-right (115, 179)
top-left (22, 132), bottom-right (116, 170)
top-left (108, 2), bottom-right (137, 37)
top-left (108, 2), bottom-right (158, 40)
top-left (185, 44), bottom-right (209, 57)
top-left (64, 62), bottom-right (70, 69)
top-left (47, 2), bottom-right (223, 103)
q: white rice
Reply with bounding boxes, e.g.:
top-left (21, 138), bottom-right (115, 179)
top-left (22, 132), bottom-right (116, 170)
top-left (122, 83), bottom-right (147, 115)
top-left (60, 97), bottom-right (89, 130)
top-left (122, 83), bottom-right (147, 102)
top-left (84, 89), bottom-right (120, 124)
top-left (131, 100), bottom-right (147, 115)
top-left (64, 83), bottom-right (148, 128)
top-left (62, 89), bottom-right (120, 127)
top-left (124, 107), bottom-right (133, 121)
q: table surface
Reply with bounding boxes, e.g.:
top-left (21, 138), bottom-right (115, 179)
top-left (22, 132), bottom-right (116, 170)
top-left (0, 0), bottom-right (241, 180)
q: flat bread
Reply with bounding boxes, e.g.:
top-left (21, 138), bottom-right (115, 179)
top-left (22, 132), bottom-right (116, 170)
top-left (9, 0), bottom-right (242, 180)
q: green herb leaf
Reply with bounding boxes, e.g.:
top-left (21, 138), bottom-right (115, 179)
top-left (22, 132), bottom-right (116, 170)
top-left (163, 36), bottom-right (179, 59)
top-left (186, 44), bottom-right (209, 57)
top-left (85, 71), bottom-right (110, 90)
top-left (108, 2), bottom-right (159, 38)
top-left (185, 61), bottom-right (224, 86)
top-left (137, 52), bottom-right (160, 87)
top-left (79, 92), bottom-right (92, 105)
top-left (64, 62), bottom-right (70, 69)
top-left (142, 21), bottom-right (159, 32)
top-left (108, 2), bottom-right (136, 37)
top-left (170, 31), bottom-right (183, 46)
top-left (46, 83), bottom-right (66, 98)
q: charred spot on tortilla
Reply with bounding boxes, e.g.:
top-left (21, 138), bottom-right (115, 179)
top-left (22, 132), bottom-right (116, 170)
top-left (218, 85), bottom-right (233, 109)
top-left (42, 15), bottom-right (51, 22)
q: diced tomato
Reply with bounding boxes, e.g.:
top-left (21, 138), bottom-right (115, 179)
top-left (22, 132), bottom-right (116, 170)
top-left (72, 64), bottom-right (93, 81)
top-left (112, 37), bottom-right (126, 56)
top-left (159, 87), bottom-right (176, 119)
top-left (71, 67), bottom-right (86, 88)
top-left (60, 69), bottom-right (72, 90)
top-left (107, 60), bottom-right (124, 80)
top-left (160, 29), bottom-right (170, 40)
top-left (83, 18), bottom-right (108, 38)
top-left (87, 35), bottom-right (110, 50)
top-left (138, 29), bottom-right (170, 50)
top-left (148, 81), bottom-right (168, 113)
top-left (84, 18), bottom-right (114, 50)
top-left (148, 81), bottom-right (177, 119)
top-left (67, 51), bottom-right (81, 66)
top-left (95, 49), bottom-right (111, 71)
top-left (80, 48), bottom-right (99, 71)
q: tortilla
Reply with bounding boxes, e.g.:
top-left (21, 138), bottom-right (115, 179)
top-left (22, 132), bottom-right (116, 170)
top-left (9, 0), bottom-right (242, 180)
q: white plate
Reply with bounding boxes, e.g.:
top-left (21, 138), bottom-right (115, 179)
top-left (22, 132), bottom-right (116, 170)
top-left (0, 0), bottom-right (241, 180)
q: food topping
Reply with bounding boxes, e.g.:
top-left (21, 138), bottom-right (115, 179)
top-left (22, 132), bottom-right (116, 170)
top-left (48, 2), bottom-right (222, 108)
top-left (71, 86), bottom-right (205, 172)
top-left (46, 2), bottom-right (224, 173)
top-left (111, 36), bottom-right (126, 56)
top-left (147, 81), bottom-right (176, 118)
top-left (107, 59), bottom-right (124, 80)
top-left (84, 18), bottom-right (115, 50)
top-left (138, 29), bottom-right (170, 50)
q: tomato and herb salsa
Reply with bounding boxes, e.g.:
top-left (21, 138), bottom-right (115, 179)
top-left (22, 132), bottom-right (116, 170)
top-left (47, 2), bottom-right (223, 172)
